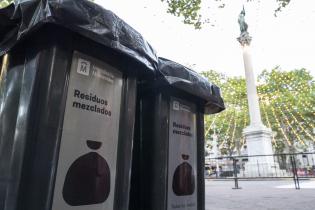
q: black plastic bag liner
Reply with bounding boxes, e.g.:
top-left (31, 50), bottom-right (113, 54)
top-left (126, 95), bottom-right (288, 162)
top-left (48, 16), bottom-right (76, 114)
top-left (0, 0), bottom-right (157, 72)
top-left (157, 57), bottom-right (225, 114)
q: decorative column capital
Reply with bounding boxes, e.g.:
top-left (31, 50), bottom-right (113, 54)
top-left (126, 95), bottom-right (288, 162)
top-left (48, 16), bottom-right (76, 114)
top-left (237, 31), bottom-right (252, 46)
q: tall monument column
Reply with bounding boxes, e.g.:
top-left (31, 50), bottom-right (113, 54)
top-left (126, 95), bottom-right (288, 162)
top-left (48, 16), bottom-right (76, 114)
top-left (242, 45), bottom-right (263, 127)
top-left (237, 7), bottom-right (277, 176)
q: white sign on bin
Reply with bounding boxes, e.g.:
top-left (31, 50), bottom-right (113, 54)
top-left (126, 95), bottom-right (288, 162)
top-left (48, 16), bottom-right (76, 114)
top-left (168, 97), bottom-right (197, 210)
top-left (51, 52), bottom-right (122, 210)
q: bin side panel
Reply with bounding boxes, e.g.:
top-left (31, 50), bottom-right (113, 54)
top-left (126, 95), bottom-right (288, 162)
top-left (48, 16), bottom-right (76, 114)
top-left (0, 49), bottom-right (39, 210)
top-left (16, 45), bottom-right (73, 210)
top-left (129, 90), bottom-right (141, 210)
top-left (196, 112), bottom-right (205, 210)
top-left (0, 52), bottom-right (24, 210)
top-left (114, 77), bottom-right (137, 210)
top-left (140, 93), bottom-right (169, 210)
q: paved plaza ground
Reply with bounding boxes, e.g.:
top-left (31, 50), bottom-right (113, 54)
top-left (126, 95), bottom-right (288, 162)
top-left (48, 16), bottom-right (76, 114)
top-left (205, 179), bottom-right (315, 210)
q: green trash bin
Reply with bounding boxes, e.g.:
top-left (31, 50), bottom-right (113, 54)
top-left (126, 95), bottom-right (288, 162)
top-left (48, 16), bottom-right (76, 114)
top-left (0, 1), bottom-right (157, 210)
top-left (130, 58), bottom-right (225, 210)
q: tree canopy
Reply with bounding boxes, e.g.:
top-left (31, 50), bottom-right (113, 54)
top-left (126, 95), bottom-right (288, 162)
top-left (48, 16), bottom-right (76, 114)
top-left (1, 1), bottom-right (291, 28)
top-left (0, 0), bottom-right (13, 8)
top-left (161, 0), bottom-right (291, 29)
top-left (202, 68), bottom-right (315, 155)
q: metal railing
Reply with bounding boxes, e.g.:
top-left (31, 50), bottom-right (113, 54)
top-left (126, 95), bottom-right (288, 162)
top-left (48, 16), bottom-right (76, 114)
top-left (205, 152), bottom-right (315, 189)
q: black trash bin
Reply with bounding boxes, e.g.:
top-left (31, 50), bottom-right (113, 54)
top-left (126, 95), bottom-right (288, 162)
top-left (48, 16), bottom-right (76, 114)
top-left (130, 58), bottom-right (225, 210)
top-left (0, 1), bottom-right (157, 210)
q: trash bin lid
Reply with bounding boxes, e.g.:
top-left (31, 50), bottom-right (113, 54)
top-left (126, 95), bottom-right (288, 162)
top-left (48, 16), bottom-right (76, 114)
top-left (157, 57), bottom-right (225, 114)
top-left (0, 0), bottom-right (158, 72)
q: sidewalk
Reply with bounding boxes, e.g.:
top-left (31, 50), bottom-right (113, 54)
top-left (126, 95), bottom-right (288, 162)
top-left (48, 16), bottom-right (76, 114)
top-left (205, 179), bottom-right (315, 210)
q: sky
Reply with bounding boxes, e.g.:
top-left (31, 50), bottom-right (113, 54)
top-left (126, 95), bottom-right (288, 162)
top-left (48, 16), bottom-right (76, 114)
top-left (94, 0), bottom-right (315, 77)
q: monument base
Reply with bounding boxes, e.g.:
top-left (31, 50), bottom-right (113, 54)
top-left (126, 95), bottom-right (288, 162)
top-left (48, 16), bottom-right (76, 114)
top-left (243, 160), bottom-right (287, 177)
top-left (243, 124), bottom-right (274, 156)
top-left (242, 125), bottom-right (285, 177)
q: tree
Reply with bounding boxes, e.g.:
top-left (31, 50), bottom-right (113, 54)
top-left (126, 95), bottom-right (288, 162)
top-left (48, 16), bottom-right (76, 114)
top-left (0, 0), bottom-right (13, 8)
top-left (202, 68), bottom-right (315, 155)
top-left (161, 0), bottom-right (291, 29)
top-left (1, 1), bottom-right (291, 28)
top-left (258, 68), bottom-right (315, 153)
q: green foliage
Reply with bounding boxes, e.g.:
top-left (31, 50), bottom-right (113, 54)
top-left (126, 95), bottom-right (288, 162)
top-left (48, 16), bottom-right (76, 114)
top-left (275, 0), bottom-right (291, 15)
top-left (161, 0), bottom-right (202, 29)
top-left (258, 68), bottom-right (315, 152)
top-left (161, 0), bottom-right (291, 29)
top-left (1, 0), bottom-right (291, 28)
top-left (0, 0), bottom-right (13, 9)
top-left (202, 68), bottom-right (314, 155)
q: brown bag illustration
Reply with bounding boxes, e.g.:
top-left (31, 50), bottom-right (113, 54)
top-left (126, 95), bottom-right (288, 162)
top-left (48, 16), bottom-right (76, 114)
top-left (172, 154), bottom-right (195, 196)
top-left (62, 140), bottom-right (110, 206)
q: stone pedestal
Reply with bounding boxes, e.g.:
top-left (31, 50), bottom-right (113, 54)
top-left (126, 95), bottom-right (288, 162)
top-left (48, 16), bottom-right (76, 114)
top-left (243, 125), bottom-right (273, 156)
top-left (243, 125), bottom-right (284, 177)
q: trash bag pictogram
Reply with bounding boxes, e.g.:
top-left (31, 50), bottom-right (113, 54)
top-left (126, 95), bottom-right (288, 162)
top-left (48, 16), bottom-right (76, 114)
top-left (62, 140), bottom-right (110, 206)
top-left (172, 154), bottom-right (195, 196)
